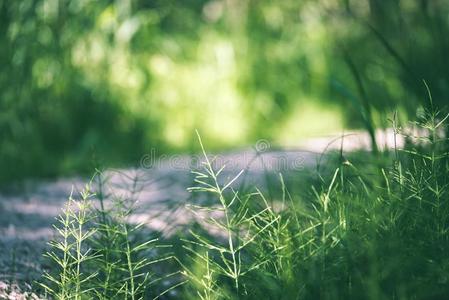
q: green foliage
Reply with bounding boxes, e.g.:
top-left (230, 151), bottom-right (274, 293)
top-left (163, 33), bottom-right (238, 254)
top-left (40, 184), bottom-right (99, 299)
top-left (181, 131), bottom-right (279, 298)
top-left (40, 174), bottom-right (181, 299)
top-left (41, 106), bottom-right (449, 299)
top-left (2, 1), bottom-right (449, 181)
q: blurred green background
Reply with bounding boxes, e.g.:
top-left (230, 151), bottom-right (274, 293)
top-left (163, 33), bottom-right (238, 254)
top-left (1, 0), bottom-right (448, 182)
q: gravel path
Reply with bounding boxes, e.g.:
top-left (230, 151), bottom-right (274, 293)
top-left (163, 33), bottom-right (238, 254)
top-left (0, 129), bottom-right (401, 290)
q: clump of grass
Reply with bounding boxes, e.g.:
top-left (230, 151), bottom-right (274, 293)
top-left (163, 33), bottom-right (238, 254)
top-left (40, 174), bottom-right (181, 299)
top-left (41, 105), bottom-right (449, 299)
top-left (179, 105), bottom-right (449, 299)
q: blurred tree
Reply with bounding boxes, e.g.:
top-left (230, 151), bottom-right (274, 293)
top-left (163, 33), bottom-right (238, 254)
top-left (1, 0), bottom-right (448, 182)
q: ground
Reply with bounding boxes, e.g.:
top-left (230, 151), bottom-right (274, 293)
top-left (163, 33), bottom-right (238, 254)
top-left (0, 130), bottom-right (399, 297)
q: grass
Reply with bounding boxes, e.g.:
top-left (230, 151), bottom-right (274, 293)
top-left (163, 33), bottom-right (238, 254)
top-left (39, 105), bottom-right (449, 299)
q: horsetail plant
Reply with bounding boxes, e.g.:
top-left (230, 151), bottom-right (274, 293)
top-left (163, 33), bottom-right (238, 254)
top-left (40, 173), bottom-right (182, 300)
top-left (182, 131), bottom-right (279, 297)
top-left (40, 183), bottom-right (98, 299)
top-left (38, 104), bottom-right (449, 299)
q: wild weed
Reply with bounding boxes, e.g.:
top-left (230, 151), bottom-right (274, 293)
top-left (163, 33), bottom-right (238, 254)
top-left (40, 105), bottom-right (449, 299)
top-left (181, 131), bottom-right (279, 298)
top-left (40, 173), bottom-right (181, 299)
top-left (40, 183), bottom-right (98, 299)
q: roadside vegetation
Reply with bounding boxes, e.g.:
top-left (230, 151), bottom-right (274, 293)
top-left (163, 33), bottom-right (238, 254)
top-left (2, 2), bottom-right (449, 298)
top-left (38, 105), bottom-right (449, 299)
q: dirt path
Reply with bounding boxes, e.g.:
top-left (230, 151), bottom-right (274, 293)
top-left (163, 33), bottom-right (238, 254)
top-left (0, 130), bottom-right (400, 286)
